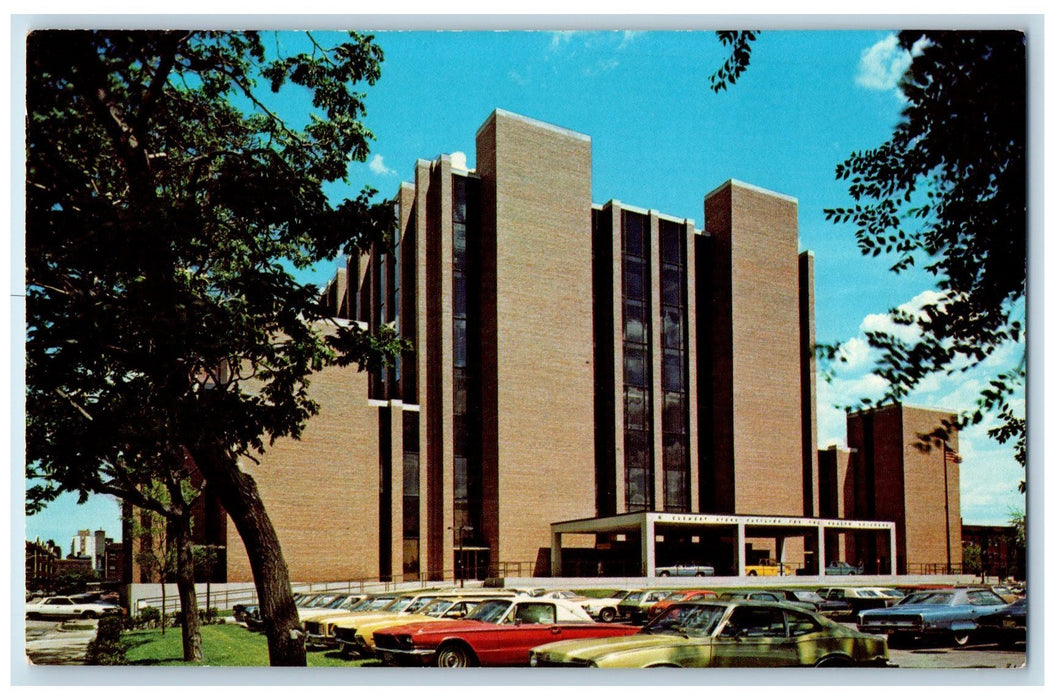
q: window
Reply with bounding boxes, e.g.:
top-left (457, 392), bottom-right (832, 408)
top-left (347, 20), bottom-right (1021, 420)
top-left (721, 607), bottom-right (787, 638)
top-left (515, 603), bottom-right (556, 625)
top-left (786, 610), bottom-right (821, 637)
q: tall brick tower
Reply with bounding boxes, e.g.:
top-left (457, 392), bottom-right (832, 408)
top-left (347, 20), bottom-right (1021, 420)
top-left (703, 180), bottom-right (810, 515)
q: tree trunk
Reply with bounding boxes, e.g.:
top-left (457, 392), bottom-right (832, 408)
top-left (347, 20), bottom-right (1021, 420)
top-left (190, 442), bottom-right (305, 666)
top-left (170, 515), bottom-right (203, 662)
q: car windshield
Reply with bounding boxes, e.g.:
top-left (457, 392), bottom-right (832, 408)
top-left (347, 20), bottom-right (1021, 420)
top-left (791, 591), bottom-right (823, 603)
top-left (718, 592), bottom-right (748, 601)
top-left (857, 590), bottom-right (879, 597)
top-left (898, 592), bottom-right (953, 606)
top-left (420, 599), bottom-right (456, 616)
top-left (406, 597), bottom-right (435, 613)
top-left (622, 592), bottom-right (644, 603)
top-left (325, 596), bottom-right (352, 609)
top-left (665, 592), bottom-right (690, 602)
top-left (878, 589), bottom-right (903, 597)
top-left (362, 597), bottom-right (397, 611)
top-left (466, 599), bottom-right (514, 623)
top-left (643, 604), bottom-right (725, 638)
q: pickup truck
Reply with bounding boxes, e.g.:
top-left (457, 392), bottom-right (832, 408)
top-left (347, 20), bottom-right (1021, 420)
top-left (655, 563), bottom-right (715, 577)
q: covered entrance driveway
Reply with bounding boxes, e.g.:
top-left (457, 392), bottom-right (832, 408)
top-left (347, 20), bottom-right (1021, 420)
top-left (550, 512), bottom-right (897, 577)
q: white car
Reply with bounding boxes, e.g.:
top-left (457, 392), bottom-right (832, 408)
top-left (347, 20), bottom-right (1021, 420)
top-left (27, 595), bottom-right (122, 620)
top-left (579, 590), bottom-right (632, 623)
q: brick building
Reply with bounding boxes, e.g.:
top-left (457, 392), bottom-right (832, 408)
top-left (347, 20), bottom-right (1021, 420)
top-left (962, 523), bottom-right (1024, 580)
top-left (172, 110), bottom-right (962, 583)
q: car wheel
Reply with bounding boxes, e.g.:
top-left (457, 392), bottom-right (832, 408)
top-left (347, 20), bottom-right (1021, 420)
top-left (599, 608), bottom-right (616, 623)
top-left (696, 572), bottom-right (706, 577)
top-left (435, 642), bottom-right (476, 668)
top-left (997, 636), bottom-right (1019, 650)
top-left (747, 571), bottom-right (757, 576)
top-left (659, 571), bottom-right (670, 577)
top-left (815, 656), bottom-right (855, 667)
top-left (81, 610), bottom-right (97, 619)
top-left (950, 631), bottom-right (971, 647)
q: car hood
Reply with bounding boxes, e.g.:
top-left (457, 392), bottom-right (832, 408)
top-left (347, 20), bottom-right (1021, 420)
top-left (331, 611), bottom-right (420, 629)
top-left (534, 632), bottom-right (696, 662)
top-left (380, 619), bottom-right (490, 638)
top-left (300, 608), bottom-right (362, 622)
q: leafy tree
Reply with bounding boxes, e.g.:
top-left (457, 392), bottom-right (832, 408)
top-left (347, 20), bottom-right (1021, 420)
top-left (708, 31), bottom-right (758, 92)
top-left (822, 31), bottom-right (1027, 483)
top-left (961, 542), bottom-right (982, 575)
top-left (709, 32), bottom-right (1027, 490)
top-left (26, 30), bottom-right (406, 666)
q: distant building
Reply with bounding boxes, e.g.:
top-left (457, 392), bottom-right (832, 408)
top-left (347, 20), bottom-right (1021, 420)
top-left (54, 556), bottom-right (94, 577)
top-left (962, 523), bottom-right (1024, 580)
top-left (26, 539), bottom-right (61, 585)
top-left (69, 528), bottom-right (124, 578)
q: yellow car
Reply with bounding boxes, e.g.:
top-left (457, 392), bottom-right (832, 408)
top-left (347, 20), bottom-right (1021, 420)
top-left (304, 589), bottom-right (479, 649)
top-left (744, 559), bottom-right (793, 576)
top-left (336, 596), bottom-right (512, 657)
top-left (529, 600), bottom-right (890, 668)
top-left (303, 593), bottom-right (413, 649)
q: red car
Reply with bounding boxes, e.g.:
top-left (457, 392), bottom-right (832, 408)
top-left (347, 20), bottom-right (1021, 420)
top-left (647, 589), bottom-right (719, 619)
top-left (372, 596), bottom-right (639, 667)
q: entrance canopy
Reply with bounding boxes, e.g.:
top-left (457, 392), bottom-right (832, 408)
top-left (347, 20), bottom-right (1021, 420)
top-left (550, 511), bottom-right (897, 577)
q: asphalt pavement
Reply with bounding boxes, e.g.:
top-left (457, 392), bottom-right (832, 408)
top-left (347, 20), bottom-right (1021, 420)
top-left (24, 619), bottom-right (97, 665)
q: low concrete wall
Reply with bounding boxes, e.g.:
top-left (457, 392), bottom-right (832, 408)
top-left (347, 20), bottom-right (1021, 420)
top-left (491, 574), bottom-right (984, 590)
top-left (126, 579), bottom-right (452, 615)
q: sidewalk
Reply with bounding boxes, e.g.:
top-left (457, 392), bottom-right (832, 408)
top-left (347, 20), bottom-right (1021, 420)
top-left (25, 619), bottom-right (98, 665)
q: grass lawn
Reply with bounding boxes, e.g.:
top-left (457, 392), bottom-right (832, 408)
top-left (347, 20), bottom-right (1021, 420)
top-left (122, 623), bottom-right (382, 667)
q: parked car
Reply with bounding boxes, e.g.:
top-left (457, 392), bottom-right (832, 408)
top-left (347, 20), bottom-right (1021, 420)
top-left (303, 593), bottom-right (422, 648)
top-left (529, 600), bottom-right (891, 668)
top-left (825, 561), bottom-right (864, 575)
top-left (617, 589), bottom-right (675, 624)
top-left (372, 596), bottom-right (639, 667)
top-left (318, 590), bottom-right (517, 651)
top-left (975, 597), bottom-right (1026, 649)
top-left (718, 590), bottom-right (814, 612)
top-left (985, 585), bottom-right (1020, 604)
top-left (770, 590), bottom-right (852, 617)
top-left (744, 559), bottom-right (792, 576)
top-left (579, 590), bottom-right (631, 623)
top-left (336, 596), bottom-right (513, 657)
top-left (857, 588), bottom-right (1008, 647)
top-left (648, 590), bottom-right (718, 619)
top-left (817, 586), bottom-right (899, 615)
top-left (655, 563), bottom-right (715, 577)
top-left (26, 595), bottom-right (123, 620)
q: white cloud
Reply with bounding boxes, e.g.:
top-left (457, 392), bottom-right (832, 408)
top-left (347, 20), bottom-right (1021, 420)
top-left (368, 154), bottom-right (396, 177)
top-left (856, 34), bottom-right (913, 93)
top-left (450, 151), bottom-right (468, 171)
top-left (617, 31), bottom-right (640, 50)
top-left (836, 336), bottom-right (871, 371)
top-left (548, 31), bottom-right (577, 50)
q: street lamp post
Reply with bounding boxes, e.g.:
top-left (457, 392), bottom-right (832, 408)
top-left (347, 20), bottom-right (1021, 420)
top-left (448, 525), bottom-right (473, 587)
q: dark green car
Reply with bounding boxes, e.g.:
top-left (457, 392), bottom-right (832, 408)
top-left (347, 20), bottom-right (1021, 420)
top-left (530, 600), bottom-right (891, 668)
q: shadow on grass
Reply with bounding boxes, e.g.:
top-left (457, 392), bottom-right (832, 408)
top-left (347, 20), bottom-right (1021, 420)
top-left (318, 649), bottom-right (384, 667)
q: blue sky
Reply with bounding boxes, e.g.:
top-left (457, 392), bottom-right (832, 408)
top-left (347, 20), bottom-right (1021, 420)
top-left (22, 28), bottom-right (1027, 552)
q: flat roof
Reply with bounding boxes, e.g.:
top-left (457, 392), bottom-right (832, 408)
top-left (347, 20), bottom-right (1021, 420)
top-left (552, 511), bottom-right (895, 533)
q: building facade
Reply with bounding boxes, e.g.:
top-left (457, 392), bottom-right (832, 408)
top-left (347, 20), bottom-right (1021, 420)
top-left (212, 109), bottom-right (962, 582)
